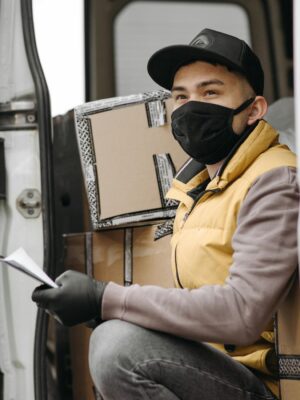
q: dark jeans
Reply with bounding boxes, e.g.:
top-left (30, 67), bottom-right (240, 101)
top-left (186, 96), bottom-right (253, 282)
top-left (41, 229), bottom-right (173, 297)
top-left (89, 320), bottom-right (277, 400)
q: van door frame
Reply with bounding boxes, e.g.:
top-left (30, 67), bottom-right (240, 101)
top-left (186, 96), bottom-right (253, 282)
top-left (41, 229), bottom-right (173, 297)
top-left (21, 1), bottom-right (56, 399)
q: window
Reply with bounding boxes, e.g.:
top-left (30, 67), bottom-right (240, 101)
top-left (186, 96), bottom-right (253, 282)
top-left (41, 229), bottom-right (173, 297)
top-left (114, 1), bottom-right (251, 96)
top-left (32, 0), bottom-right (85, 116)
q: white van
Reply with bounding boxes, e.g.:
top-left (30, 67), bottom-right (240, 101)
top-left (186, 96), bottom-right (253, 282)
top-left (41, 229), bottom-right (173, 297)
top-left (0, 0), bottom-right (298, 399)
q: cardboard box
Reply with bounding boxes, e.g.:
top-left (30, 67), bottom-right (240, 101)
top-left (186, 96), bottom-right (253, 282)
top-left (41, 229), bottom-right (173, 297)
top-left (74, 91), bottom-right (187, 230)
top-left (63, 225), bottom-right (174, 287)
top-left (63, 225), bottom-right (174, 400)
top-left (277, 277), bottom-right (300, 398)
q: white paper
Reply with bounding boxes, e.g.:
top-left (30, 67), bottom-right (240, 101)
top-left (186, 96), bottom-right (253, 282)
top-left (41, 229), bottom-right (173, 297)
top-left (0, 248), bottom-right (58, 288)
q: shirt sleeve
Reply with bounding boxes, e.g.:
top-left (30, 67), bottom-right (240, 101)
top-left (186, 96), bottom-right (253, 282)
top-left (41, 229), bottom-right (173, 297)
top-left (102, 166), bottom-right (299, 346)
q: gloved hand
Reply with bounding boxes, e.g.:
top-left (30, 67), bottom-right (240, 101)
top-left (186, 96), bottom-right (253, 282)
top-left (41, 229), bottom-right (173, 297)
top-left (32, 270), bottom-right (107, 326)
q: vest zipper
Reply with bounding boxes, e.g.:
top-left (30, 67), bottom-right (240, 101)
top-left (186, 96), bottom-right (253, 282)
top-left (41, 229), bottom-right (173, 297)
top-left (174, 246), bottom-right (184, 288)
top-left (180, 188), bottom-right (222, 229)
top-left (176, 187), bottom-right (222, 287)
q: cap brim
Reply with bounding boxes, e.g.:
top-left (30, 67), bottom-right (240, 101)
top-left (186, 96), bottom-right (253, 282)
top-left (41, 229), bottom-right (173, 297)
top-left (147, 45), bottom-right (244, 90)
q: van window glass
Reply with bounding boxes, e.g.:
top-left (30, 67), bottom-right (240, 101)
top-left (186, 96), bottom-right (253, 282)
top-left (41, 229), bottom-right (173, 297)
top-left (32, 0), bottom-right (85, 116)
top-left (0, 0), bottom-right (35, 102)
top-left (114, 1), bottom-right (250, 96)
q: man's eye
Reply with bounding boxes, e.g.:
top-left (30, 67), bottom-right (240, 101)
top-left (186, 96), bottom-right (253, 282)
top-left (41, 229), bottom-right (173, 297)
top-left (175, 94), bottom-right (187, 101)
top-left (204, 90), bottom-right (217, 97)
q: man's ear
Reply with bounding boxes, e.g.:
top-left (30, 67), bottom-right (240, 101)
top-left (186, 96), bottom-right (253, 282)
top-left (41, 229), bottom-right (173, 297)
top-left (247, 96), bottom-right (268, 125)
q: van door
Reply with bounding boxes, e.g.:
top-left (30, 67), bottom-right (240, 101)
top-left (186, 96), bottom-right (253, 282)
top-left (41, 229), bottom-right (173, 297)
top-left (0, 0), bottom-right (55, 399)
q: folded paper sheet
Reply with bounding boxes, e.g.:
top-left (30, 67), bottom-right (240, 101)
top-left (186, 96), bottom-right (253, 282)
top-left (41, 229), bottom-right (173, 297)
top-left (0, 247), bottom-right (58, 288)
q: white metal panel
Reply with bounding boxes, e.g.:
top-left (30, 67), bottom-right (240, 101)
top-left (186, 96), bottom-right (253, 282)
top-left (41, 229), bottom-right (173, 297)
top-left (0, 129), bottom-right (43, 400)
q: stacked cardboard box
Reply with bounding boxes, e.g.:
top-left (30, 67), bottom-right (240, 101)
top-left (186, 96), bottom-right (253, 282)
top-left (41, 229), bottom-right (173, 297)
top-left (74, 91), bottom-right (187, 229)
top-left (66, 91), bottom-right (185, 399)
top-left (277, 279), bottom-right (300, 398)
top-left (63, 226), bottom-right (174, 400)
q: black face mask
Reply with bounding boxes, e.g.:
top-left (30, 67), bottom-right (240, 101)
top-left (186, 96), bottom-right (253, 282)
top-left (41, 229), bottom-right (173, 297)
top-left (171, 98), bottom-right (254, 165)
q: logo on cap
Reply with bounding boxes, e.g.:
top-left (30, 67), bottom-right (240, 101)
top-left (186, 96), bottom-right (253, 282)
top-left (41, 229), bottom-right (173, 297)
top-left (191, 34), bottom-right (212, 48)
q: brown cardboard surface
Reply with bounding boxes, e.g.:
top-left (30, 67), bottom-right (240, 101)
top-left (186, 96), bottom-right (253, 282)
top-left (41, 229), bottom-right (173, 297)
top-left (280, 380), bottom-right (300, 399)
top-left (69, 325), bottom-right (94, 400)
top-left (277, 276), bottom-right (300, 400)
top-left (92, 229), bottom-right (124, 284)
top-left (63, 234), bottom-right (86, 271)
top-left (132, 225), bottom-right (174, 287)
top-left (63, 225), bottom-right (174, 400)
top-left (90, 225), bottom-right (174, 287)
top-left (63, 234), bottom-right (95, 400)
top-left (89, 100), bottom-right (187, 220)
top-left (64, 225), bottom-right (174, 286)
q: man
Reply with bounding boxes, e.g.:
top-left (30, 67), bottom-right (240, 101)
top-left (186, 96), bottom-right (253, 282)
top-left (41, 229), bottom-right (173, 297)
top-left (32, 29), bottom-right (298, 399)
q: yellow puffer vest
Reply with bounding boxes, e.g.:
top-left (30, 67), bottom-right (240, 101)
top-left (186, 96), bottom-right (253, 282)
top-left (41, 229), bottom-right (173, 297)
top-left (166, 120), bottom-right (297, 396)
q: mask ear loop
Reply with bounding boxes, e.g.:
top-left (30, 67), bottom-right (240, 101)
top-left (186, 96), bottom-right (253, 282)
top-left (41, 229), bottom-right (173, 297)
top-left (217, 117), bottom-right (260, 177)
top-left (227, 97), bottom-right (256, 138)
top-left (233, 97), bottom-right (255, 115)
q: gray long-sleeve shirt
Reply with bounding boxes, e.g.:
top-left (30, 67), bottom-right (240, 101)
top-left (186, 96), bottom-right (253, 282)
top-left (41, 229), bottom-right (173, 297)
top-left (102, 166), bottom-right (299, 346)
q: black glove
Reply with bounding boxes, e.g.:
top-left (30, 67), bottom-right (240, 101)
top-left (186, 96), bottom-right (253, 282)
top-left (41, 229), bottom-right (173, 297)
top-left (31, 270), bottom-right (107, 326)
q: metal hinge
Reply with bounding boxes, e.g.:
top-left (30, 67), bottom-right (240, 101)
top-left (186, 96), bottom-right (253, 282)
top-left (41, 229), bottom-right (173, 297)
top-left (0, 101), bottom-right (37, 130)
top-left (16, 189), bottom-right (41, 218)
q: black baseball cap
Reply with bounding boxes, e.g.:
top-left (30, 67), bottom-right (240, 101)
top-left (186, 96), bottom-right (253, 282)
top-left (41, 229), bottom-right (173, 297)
top-left (147, 28), bottom-right (264, 95)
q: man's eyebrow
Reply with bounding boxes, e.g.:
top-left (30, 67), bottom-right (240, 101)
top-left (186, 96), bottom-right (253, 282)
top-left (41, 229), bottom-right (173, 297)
top-left (171, 85), bottom-right (186, 92)
top-left (171, 79), bottom-right (224, 92)
top-left (197, 79), bottom-right (224, 88)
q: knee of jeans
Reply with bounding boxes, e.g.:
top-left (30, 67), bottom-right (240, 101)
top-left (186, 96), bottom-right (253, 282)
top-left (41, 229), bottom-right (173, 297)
top-left (89, 320), bottom-right (138, 391)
